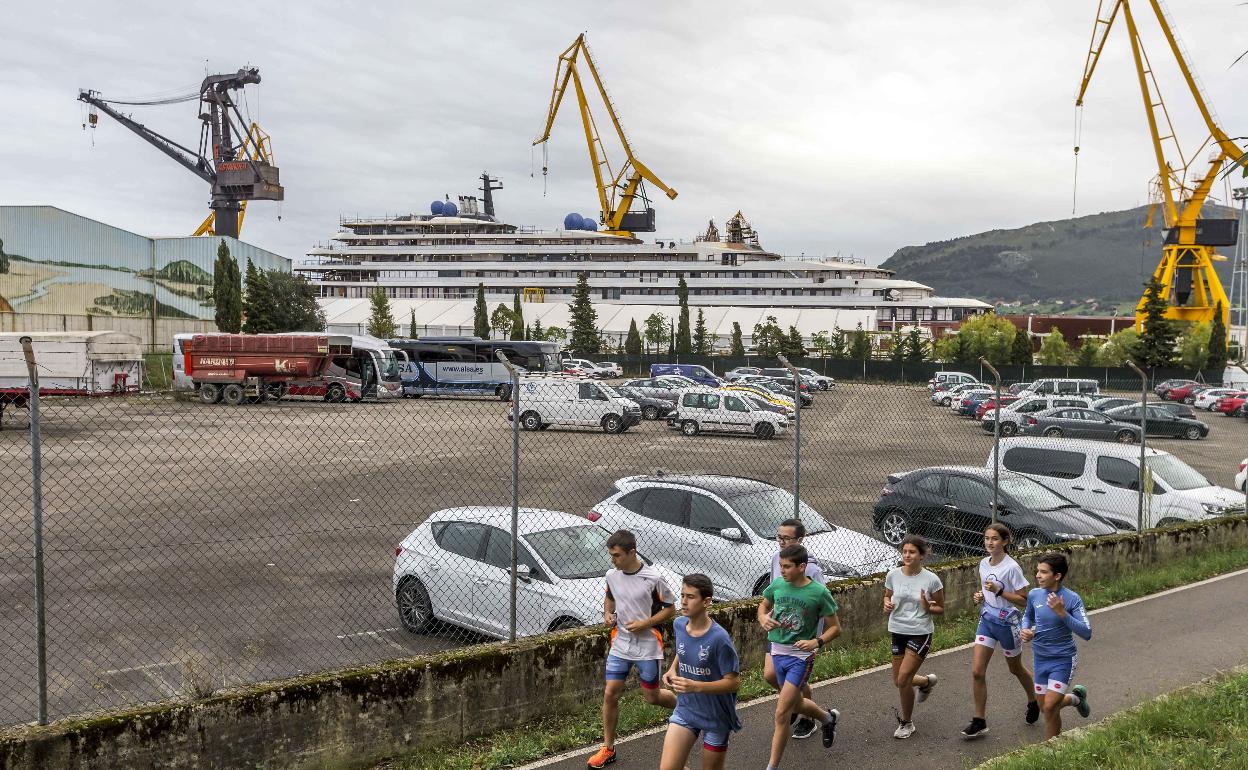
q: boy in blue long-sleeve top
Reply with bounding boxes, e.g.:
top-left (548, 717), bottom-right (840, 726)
top-left (1020, 553), bottom-right (1092, 739)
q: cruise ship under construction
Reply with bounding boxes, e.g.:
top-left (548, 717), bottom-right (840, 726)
top-left (297, 175), bottom-right (991, 346)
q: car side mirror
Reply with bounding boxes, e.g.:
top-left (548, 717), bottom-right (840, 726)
top-left (516, 563), bottom-right (533, 582)
top-left (719, 527), bottom-right (745, 542)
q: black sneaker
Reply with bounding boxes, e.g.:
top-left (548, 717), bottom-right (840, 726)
top-left (792, 716), bottom-right (818, 739)
top-left (960, 718), bottom-right (989, 740)
top-left (1025, 700), bottom-right (1040, 725)
top-left (821, 708), bottom-right (840, 748)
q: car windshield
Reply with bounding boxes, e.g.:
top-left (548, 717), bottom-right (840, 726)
top-left (1146, 454), bottom-right (1210, 491)
top-left (729, 489), bottom-right (833, 538)
top-left (999, 474), bottom-right (1076, 511)
top-left (523, 525), bottom-right (614, 579)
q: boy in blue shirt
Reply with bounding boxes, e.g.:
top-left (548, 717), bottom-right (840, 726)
top-left (659, 573), bottom-right (741, 770)
top-left (1020, 553), bottom-right (1092, 739)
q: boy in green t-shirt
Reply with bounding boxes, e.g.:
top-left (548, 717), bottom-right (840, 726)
top-left (758, 544), bottom-right (842, 769)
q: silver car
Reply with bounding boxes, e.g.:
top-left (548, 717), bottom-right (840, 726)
top-left (1019, 407), bottom-right (1141, 443)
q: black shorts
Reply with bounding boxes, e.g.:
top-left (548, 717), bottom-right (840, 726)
top-left (890, 632), bottom-right (932, 659)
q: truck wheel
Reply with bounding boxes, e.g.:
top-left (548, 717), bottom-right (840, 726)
top-left (521, 411), bottom-right (542, 431)
top-left (198, 384), bottom-right (221, 404)
top-left (681, 420), bottom-right (700, 436)
top-left (602, 414), bottom-right (623, 434)
top-left (754, 422), bottom-right (776, 439)
top-left (326, 384), bottom-right (346, 403)
top-left (221, 384), bottom-right (245, 406)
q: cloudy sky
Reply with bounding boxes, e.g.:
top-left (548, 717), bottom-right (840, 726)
top-left (4, 0), bottom-right (1247, 266)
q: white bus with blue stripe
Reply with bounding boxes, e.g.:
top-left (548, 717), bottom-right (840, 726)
top-left (387, 337), bottom-right (562, 400)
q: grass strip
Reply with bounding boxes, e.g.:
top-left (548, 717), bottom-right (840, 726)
top-left (381, 543), bottom-right (1248, 770)
top-left (978, 667), bottom-right (1248, 770)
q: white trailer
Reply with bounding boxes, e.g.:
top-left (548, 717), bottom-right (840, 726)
top-left (0, 332), bottom-right (144, 401)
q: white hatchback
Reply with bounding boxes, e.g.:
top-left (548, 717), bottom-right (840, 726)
top-left (393, 507), bottom-right (681, 639)
top-left (590, 474), bottom-right (900, 601)
top-left (1194, 388), bottom-right (1239, 411)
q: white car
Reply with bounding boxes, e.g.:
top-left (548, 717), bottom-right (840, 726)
top-left (795, 367), bottom-right (836, 390)
top-left (932, 382), bottom-right (985, 406)
top-left (1194, 388), bottom-right (1239, 411)
top-left (1237, 459), bottom-right (1247, 492)
top-left (596, 361), bottom-right (624, 378)
top-left (394, 507), bottom-right (682, 639)
top-left (563, 358), bottom-right (609, 378)
top-left (590, 474), bottom-right (900, 601)
top-left (670, 387), bottom-right (788, 439)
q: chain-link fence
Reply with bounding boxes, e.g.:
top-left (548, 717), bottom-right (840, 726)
top-left (2, 346), bottom-right (1246, 727)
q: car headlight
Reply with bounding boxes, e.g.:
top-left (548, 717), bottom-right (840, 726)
top-left (1053, 532), bottom-right (1089, 541)
top-left (1201, 503), bottom-right (1228, 515)
top-left (816, 558), bottom-right (860, 578)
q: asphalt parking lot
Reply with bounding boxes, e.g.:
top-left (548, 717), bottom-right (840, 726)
top-left (0, 382), bottom-right (1241, 723)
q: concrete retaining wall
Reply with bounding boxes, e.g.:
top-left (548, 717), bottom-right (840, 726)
top-left (2, 517), bottom-right (1245, 770)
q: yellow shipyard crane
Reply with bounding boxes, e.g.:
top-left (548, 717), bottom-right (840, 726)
top-left (534, 33), bottom-right (677, 237)
top-left (1077, 0), bottom-right (1243, 328)
top-left (192, 123), bottom-right (276, 237)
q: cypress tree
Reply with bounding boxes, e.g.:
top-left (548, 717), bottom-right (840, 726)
top-left (693, 309), bottom-right (712, 354)
top-left (1209, 301), bottom-right (1229, 374)
top-left (241, 258), bottom-right (272, 334)
top-left (473, 283), bottom-right (490, 338)
top-left (568, 272), bottom-right (600, 354)
top-left (905, 328), bottom-right (926, 362)
top-left (409, 308), bottom-right (417, 338)
top-left (1138, 278), bottom-right (1178, 367)
top-left (1010, 327), bottom-right (1033, 364)
top-left (675, 277), bottom-right (692, 354)
top-left (510, 290), bottom-right (525, 341)
top-left (213, 240), bottom-right (242, 333)
top-left (532, 317), bottom-right (545, 341)
top-left (625, 319), bottom-right (643, 355)
top-left (730, 322), bottom-right (745, 356)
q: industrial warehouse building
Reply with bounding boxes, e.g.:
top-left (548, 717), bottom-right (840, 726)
top-left (0, 206), bottom-right (289, 349)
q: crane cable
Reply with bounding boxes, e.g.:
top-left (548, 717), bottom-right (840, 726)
top-left (1072, 104), bottom-right (1085, 215)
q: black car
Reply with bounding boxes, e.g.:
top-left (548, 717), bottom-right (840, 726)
top-left (615, 386), bottom-right (676, 420)
top-left (1092, 397), bottom-right (1136, 413)
top-left (1155, 402), bottom-right (1196, 420)
top-left (1103, 404), bottom-right (1208, 440)
top-left (872, 466), bottom-right (1118, 553)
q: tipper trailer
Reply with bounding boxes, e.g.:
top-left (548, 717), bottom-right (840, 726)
top-left (185, 333), bottom-right (355, 405)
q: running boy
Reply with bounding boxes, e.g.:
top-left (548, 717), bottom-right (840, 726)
top-left (962, 522), bottom-right (1039, 739)
top-left (588, 529), bottom-right (678, 769)
top-left (658, 574), bottom-right (741, 770)
top-left (758, 544), bottom-right (841, 769)
top-left (764, 518), bottom-right (829, 741)
top-left (883, 534), bottom-right (944, 739)
top-left (1020, 553), bottom-right (1092, 739)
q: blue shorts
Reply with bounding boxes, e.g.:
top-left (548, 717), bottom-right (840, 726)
top-left (1032, 653), bottom-right (1077, 694)
top-left (669, 709), bottom-right (730, 752)
top-left (771, 654), bottom-right (815, 689)
top-left (604, 654), bottom-right (661, 689)
top-left (975, 617), bottom-right (1022, 657)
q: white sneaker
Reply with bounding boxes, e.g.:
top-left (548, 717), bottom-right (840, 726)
top-left (917, 673), bottom-right (938, 703)
top-left (893, 719), bottom-right (916, 739)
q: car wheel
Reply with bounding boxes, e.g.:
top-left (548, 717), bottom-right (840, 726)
top-left (549, 617), bottom-right (583, 632)
top-left (602, 414), bottom-right (624, 434)
top-left (642, 405), bottom-right (659, 421)
top-left (1042, 427), bottom-right (1063, 438)
top-left (221, 383), bottom-right (245, 406)
top-left (681, 420), bottom-right (700, 436)
top-left (878, 510), bottom-right (909, 547)
top-left (326, 383), bottom-right (346, 403)
top-left (1115, 430), bottom-right (1137, 444)
top-left (941, 397), bottom-right (952, 406)
top-left (999, 422), bottom-right (1018, 437)
top-left (1016, 530), bottom-right (1047, 550)
top-left (521, 411), bottom-right (542, 431)
top-left (754, 422), bottom-right (776, 439)
top-left (819, 382), bottom-right (830, 391)
top-left (1157, 517), bottom-right (1184, 528)
top-left (198, 384), bottom-right (221, 404)
top-left (396, 577), bottom-right (435, 634)
top-left (1184, 425), bottom-right (1202, 440)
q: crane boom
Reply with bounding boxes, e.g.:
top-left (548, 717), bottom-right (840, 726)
top-left (77, 94), bottom-right (215, 184)
top-left (192, 123), bottom-right (276, 237)
top-left (533, 34), bottom-right (676, 237)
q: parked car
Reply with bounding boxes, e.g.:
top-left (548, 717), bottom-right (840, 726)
top-left (795, 367), bottom-right (836, 390)
top-left (929, 372), bottom-right (979, 392)
top-left (725, 366), bottom-right (762, 382)
top-left (720, 383), bottom-right (797, 414)
top-left (620, 376), bottom-right (693, 403)
top-left (872, 466), bottom-right (1119, 553)
top-left (563, 358), bottom-right (609, 378)
top-left (1155, 378), bottom-right (1199, 398)
top-left (1102, 404), bottom-right (1208, 440)
top-left (649, 363), bottom-right (723, 387)
top-left (1163, 382), bottom-right (1205, 403)
top-left (760, 367), bottom-right (835, 391)
top-left (981, 395), bottom-right (1094, 437)
top-left (1214, 392), bottom-right (1248, 417)
top-left (976, 395), bottom-right (1020, 420)
top-left (739, 376), bottom-right (813, 407)
top-left (1194, 388), bottom-right (1240, 411)
top-left (510, 376), bottom-right (641, 433)
top-left (596, 361), bottom-right (624, 378)
top-left (1237, 459), bottom-right (1247, 492)
top-left (592, 474), bottom-right (900, 600)
top-left (1018, 407), bottom-right (1141, 443)
top-left (614, 385), bottom-right (676, 421)
top-left (933, 382), bottom-right (987, 407)
top-left (1007, 382), bottom-right (1034, 396)
top-left (668, 387), bottom-right (788, 438)
top-left (1154, 402), bottom-right (1197, 420)
top-left (989, 437), bottom-right (1244, 529)
top-left (1019, 378), bottom-right (1100, 398)
top-left (1091, 396), bottom-right (1137, 413)
top-left (394, 507), bottom-right (681, 639)
top-left (953, 389), bottom-right (995, 415)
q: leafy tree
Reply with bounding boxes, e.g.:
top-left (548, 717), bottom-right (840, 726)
top-left (473, 283), bottom-right (490, 338)
top-left (730, 322), bottom-right (745, 356)
top-left (1209, 302), bottom-right (1229, 374)
top-left (1096, 328), bottom-right (1140, 366)
top-left (643, 312), bottom-right (669, 354)
top-left (1179, 321), bottom-right (1212, 371)
top-left (849, 325), bottom-right (872, 361)
top-left (213, 240), bottom-right (242, 333)
top-left (543, 326), bottom-right (568, 343)
top-left (1010, 326), bottom-right (1034, 364)
top-left (1037, 327), bottom-right (1072, 365)
top-left (568, 272), bottom-right (600, 354)
top-left (0, 238), bottom-right (10, 274)
top-left (905, 328), bottom-right (926, 362)
top-left (242, 259), bottom-right (273, 333)
top-left (625, 319), bottom-right (643, 355)
top-left (531, 317), bottom-right (544, 341)
top-left (950, 314), bottom-right (1016, 365)
top-left (888, 330), bottom-right (906, 363)
top-left (693, 309), bottom-right (713, 355)
top-left (409, 308), bottom-right (417, 338)
top-left (366, 287), bottom-right (397, 338)
top-left (598, 330), bottom-right (617, 353)
top-left (510, 290), bottom-right (525, 341)
top-left (752, 315), bottom-right (786, 357)
top-left (675, 277), bottom-right (692, 354)
top-left (263, 271), bottom-right (325, 332)
top-left (782, 326), bottom-right (806, 358)
top-left (1137, 278), bottom-right (1178, 367)
top-left (490, 304), bottom-right (513, 339)
top-left (1075, 337), bottom-right (1101, 367)
top-left (810, 331), bottom-right (833, 358)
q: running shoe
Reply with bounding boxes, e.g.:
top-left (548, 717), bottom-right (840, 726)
top-left (893, 718), bottom-right (916, 739)
top-left (586, 746), bottom-right (616, 768)
top-left (792, 716), bottom-right (817, 739)
top-left (1025, 700), bottom-right (1040, 724)
top-left (1071, 684), bottom-right (1090, 718)
top-left (960, 717), bottom-right (989, 739)
top-left (821, 708), bottom-right (841, 748)
top-left (917, 672), bottom-right (938, 702)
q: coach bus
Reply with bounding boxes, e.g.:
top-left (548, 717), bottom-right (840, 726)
top-left (285, 333), bottom-right (402, 401)
top-left (387, 337), bottom-right (562, 400)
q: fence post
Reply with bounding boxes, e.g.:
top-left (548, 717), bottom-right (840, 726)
top-left (1237, 363), bottom-right (1248, 515)
top-left (979, 357), bottom-right (1002, 522)
top-left (778, 354), bottom-right (801, 519)
top-left (1127, 361), bottom-right (1149, 532)
top-left (19, 336), bottom-right (48, 725)
top-left (496, 350), bottom-right (521, 643)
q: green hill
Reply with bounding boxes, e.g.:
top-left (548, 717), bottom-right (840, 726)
top-left (881, 206), bottom-right (1238, 313)
top-left (148, 260), bottom-right (212, 285)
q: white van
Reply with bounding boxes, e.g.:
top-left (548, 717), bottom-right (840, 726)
top-left (987, 437), bottom-right (1244, 530)
top-left (981, 395), bottom-right (1094, 436)
top-left (1020, 378), bottom-right (1100, 398)
top-left (928, 371), bottom-right (979, 392)
top-left (513, 375), bottom-right (641, 433)
top-left (670, 387), bottom-right (788, 439)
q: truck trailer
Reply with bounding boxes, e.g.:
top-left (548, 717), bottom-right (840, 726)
top-left (0, 331), bottom-right (143, 423)
top-left (184, 333), bottom-right (358, 405)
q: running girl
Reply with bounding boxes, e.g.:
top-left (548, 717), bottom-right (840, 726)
top-left (1020, 553), bottom-right (1092, 739)
top-left (883, 534), bottom-right (944, 739)
top-left (658, 574), bottom-right (741, 770)
top-left (962, 522), bottom-right (1039, 739)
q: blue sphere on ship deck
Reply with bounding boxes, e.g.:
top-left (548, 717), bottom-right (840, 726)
top-left (430, 200), bottom-right (445, 215)
top-left (564, 213), bottom-right (585, 230)
top-left (581, 218), bottom-right (598, 231)
top-left (442, 202), bottom-right (458, 216)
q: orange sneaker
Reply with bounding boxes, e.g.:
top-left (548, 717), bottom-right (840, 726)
top-left (586, 745), bottom-right (617, 768)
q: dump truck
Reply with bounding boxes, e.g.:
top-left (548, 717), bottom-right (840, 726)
top-left (185, 333), bottom-right (356, 405)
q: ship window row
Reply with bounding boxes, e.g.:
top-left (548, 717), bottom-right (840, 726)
top-left (307, 266), bottom-right (883, 281)
top-left (313, 285), bottom-right (924, 302)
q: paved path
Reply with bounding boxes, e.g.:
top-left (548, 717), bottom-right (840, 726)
top-left (523, 568), bottom-right (1248, 770)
